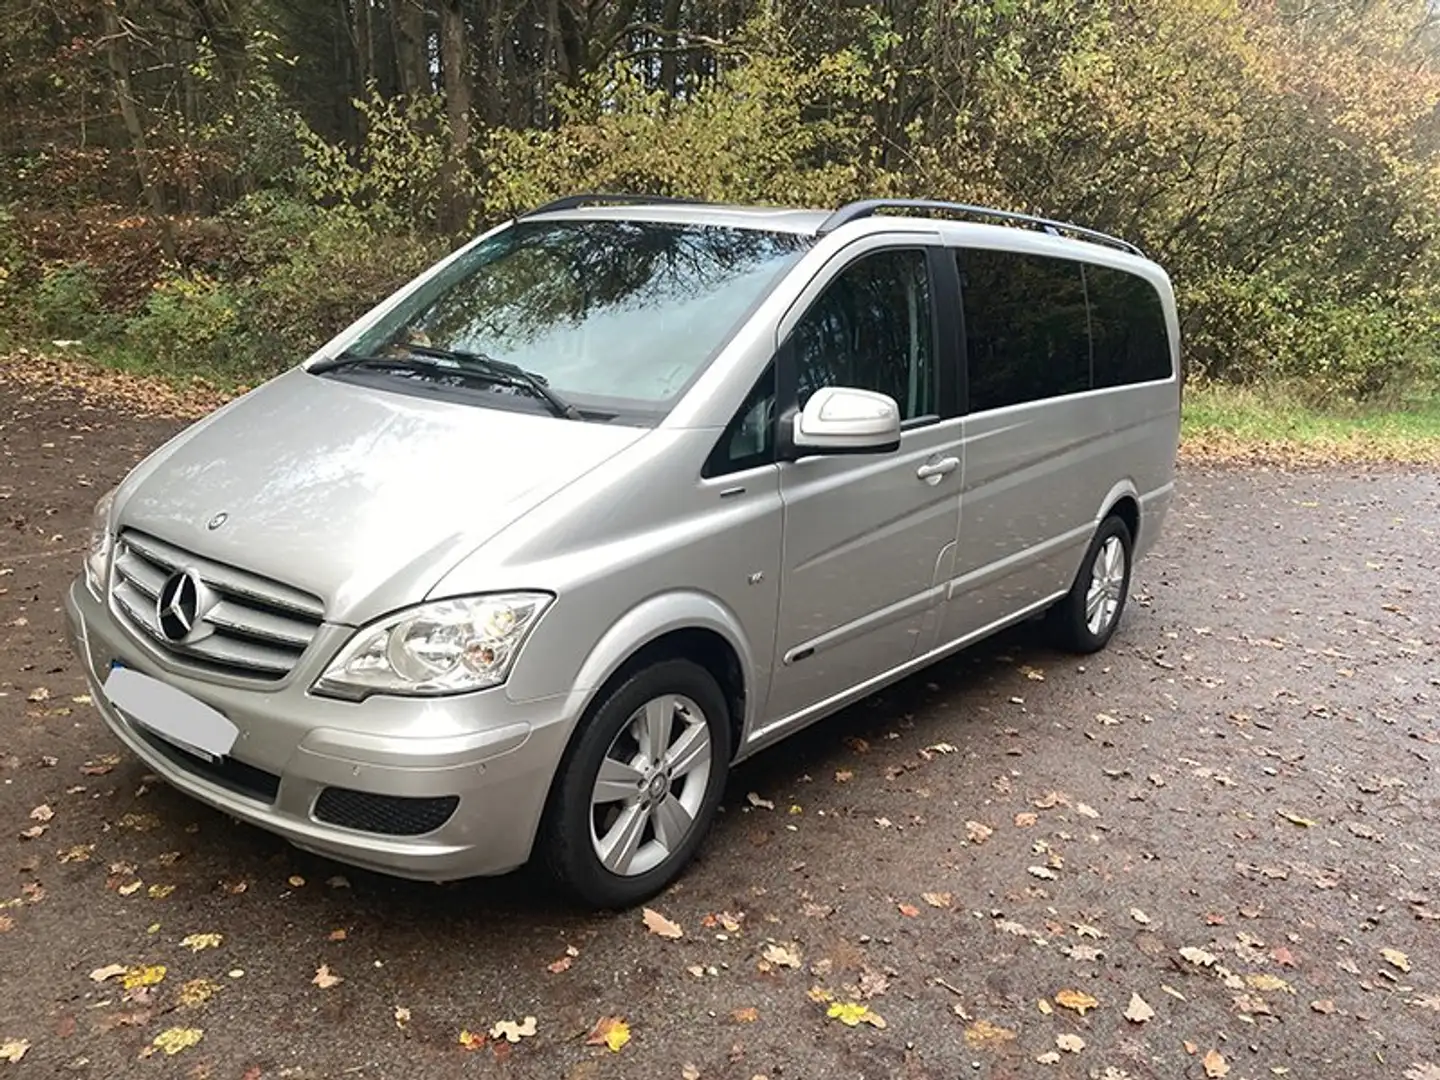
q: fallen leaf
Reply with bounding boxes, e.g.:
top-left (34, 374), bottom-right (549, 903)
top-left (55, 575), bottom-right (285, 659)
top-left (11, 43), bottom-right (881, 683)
top-left (547, 955), bottom-right (573, 974)
top-left (151, 1027), bottom-right (203, 1056)
top-left (1056, 1033), bottom-right (1085, 1053)
top-left (489, 1016), bottom-right (537, 1043)
top-left (123, 965), bottom-right (166, 990)
top-left (58, 844), bottom-right (93, 863)
top-left (118, 881), bottom-right (143, 896)
top-left (827, 1001), bottom-right (885, 1028)
top-left (585, 1015), bottom-right (630, 1052)
top-left (682, 1064), bottom-right (701, 1080)
top-left (174, 978), bottom-right (217, 1008)
top-left (1036, 1051), bottom-right (1061, 1064)
top-left (180, 933), bottom-right (222, 952)
top-left (643, 907), bottom-right (683, 939)
top-left (1203, 1049), bottom-right (1230, 1078)
top-left (1037, 999), bottom-right (1053, 1015)
top-left (963, 1019), bottom-right (1016, 1048)
top-left (834, 770), bottom-right (853, 783)
top-left (1055, 989), bottom-right (1098, 1015)
top-left (1015, 812), bottom-right (1039, 827)
top-left (1180, 946), bottom-right (1218, 967)
top-left (1277, 810), bottom-right (1316, 828)
top-left (287, 875), bottom-right (305, 888)
top-left (1124, 993), bottom-right (1155, 1023)
top-left (1028, 865), bottom-right (1057, 881)
top-left (0, 1039), bottom-right (28, 1063)
top-left (858, 968), bottom-right (889, 998)
top-left (1246, 972), bottom-right (1294, 994)
top-left (18, 825), bottom-right (45, 840)
top-left (328, 929), bottom-right (347, 942)
top-left (925, 741), bottom-right (957, 754)
top-left (1271, 945), bottom-right (1297, 967)
top-left (458, 1029), bottom-right (486, 1051)
top-left (1064, 944), bottom-right (1103, 962)
top-left (1404, 1065), bottom-right (1440, 1080)
top-left (966, 820), bottom-right (993, 843)
top-left (922, 892), bottom-right (952, 909)
top-left (1383, 948), bottom-right (1412, 973)
top-left (1075, 802), bottom-right (1100, 819)
top-left (29, 804), bottom-right (53, 823)
top-left (312, 965), bottom-right (343, 989)
top-left (1129, 907), bottom-right (1152, 926)
top-left (897, 903), bottom-right (921, 917)
top-left (394, 1006), bottom-right (410, 1029)
top-left (730, 1007), bottom-right (759, 1023)
top-left (746, 792), bottom-right (775, 810)
top-left (1311, 999), bottom-right (1336, 1014)
top-left (761, 942), bottom-right (801, 968)
top-left (27, 687), bottom-right (50, 703)
top-left (147, 884), bottom-right (174, 899)
top-left (90, 963), bottom-right (128, 983)
top-left (1407, 995), bottom-right (1440, 1011)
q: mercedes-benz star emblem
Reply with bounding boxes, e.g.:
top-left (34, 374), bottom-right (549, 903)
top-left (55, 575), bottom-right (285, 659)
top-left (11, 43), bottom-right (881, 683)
top-left (157, 570), bottom-right (205, 642)
top-left (207, 512), bottom-right (228, 530)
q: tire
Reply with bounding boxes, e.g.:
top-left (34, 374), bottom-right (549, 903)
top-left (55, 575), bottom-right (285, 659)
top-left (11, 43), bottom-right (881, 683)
top-left (541, 658), bottom-right (731, 909)
top-left (1047, 515), bottom-right (1134, 654)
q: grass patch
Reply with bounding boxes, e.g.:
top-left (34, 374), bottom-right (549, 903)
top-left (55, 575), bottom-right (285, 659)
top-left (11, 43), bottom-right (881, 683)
top-left (1181, 382), bottom-right (1440, 465)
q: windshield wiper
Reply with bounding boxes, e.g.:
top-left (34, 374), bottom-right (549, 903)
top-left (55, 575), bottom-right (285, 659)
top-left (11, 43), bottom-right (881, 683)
top-left (311, 345), bottom-right (584, 420)
top-left (401, 343), bottom-right (583, 420)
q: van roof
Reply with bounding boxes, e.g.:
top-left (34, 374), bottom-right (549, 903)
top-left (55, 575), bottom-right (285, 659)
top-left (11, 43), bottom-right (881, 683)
top-left (518, 194), bottom-right (1147, 260)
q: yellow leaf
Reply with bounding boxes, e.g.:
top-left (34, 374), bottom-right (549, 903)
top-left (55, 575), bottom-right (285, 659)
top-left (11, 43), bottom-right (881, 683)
top-left (178, 979), bottom-right (219, 1008)
top-left (1383, 948), bottom-right (1412, 973)
top-left (1277, 810), bottom-right (1316, 827)
top-left (1246, 973), bottom-right (1294, 994)
top-left (147, 884), bottom-right (175, 899)
top-left (585, 1015), bottom-right (631, 1051)
top-left (458, 1028), bottom-right (486, 1051)
top-left (963, 1018), bottom-right (1015, 1047)
top-left (180, 932), bottom-right (222, 952)
top-left (123, 964), bottom-right (166, 990)
top-left (151, 1027), bottom-right (203, 1056)
top-left (922, 892), bottom-right (953, 909)
top-left (730, 1007), bottom-right (759, 1023)
top-left (827, 1001), bottom-right (885, 1028)
top-left (642, 907), bottom-right (683, 939)
top-left (0, 1039), bottom-right (30, 1063)
top-left (806, 985), bottom-right (834, 1004)
top-left (1054, 988), bottom-right (1099, 1015)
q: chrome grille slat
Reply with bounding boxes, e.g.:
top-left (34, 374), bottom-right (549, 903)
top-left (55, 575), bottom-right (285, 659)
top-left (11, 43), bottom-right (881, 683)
top-left (110, 529), bottom-right (325, 681)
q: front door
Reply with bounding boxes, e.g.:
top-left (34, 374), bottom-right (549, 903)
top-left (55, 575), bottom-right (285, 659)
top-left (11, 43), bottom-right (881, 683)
top-left (763, 242), bottom-right (964, 727)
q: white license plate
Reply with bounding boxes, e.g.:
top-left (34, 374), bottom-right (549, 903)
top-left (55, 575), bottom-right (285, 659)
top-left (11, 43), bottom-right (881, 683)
top-left (103, 667), bottom-right (238, 762)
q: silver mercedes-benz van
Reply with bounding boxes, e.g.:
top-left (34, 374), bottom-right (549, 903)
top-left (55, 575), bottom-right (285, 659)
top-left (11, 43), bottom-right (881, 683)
top-left (65, 195), bottom-right (1180, 908)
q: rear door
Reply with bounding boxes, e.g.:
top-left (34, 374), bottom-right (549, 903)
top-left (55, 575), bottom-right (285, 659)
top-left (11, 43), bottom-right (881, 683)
top-left (937, 245), bottom-right (1100, 646)
top-left (762, 240), bottom-right (964, 728)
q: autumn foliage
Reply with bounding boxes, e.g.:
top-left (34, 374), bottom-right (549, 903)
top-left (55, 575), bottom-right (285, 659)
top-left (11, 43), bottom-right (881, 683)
top-left (0, 0), bottom-right (1436, 401)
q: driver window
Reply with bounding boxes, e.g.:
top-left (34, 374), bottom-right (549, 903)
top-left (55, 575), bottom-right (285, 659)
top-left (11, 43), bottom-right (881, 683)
top-left (790, 248), bottom-right (935, 421)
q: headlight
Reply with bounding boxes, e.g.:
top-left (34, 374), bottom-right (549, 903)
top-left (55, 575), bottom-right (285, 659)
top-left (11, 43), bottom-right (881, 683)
top-left (84, 487), bottom-right (117, 594)
top-left (313, 593), bottom-right (552, 699)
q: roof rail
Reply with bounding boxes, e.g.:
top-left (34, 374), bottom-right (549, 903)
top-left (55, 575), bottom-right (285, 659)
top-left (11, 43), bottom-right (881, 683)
top-left (520, 192), bottom-right (704, 217)
top-left (816, 199), bottom-right (1144, 257)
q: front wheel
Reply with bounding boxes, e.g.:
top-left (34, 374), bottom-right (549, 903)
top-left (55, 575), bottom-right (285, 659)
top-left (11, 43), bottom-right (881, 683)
top-left (541, 658), bottom-right (731, 909)
top-left (1047, 515), bottom-right (1134, 653)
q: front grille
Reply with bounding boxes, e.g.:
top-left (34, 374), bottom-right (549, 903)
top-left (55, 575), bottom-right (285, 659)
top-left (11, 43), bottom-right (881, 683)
top-left (313, 788), bottom-right (459, 836)
top-left (131, 724), bottom-right (281, 803)
top-left (110, 530), bottom-right (325, 681)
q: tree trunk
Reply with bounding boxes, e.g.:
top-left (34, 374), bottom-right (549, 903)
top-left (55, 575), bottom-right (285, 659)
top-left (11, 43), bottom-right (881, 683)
top-left (439, 0), bottom-right (471, 230)
top-left (391, 0), bottom-right (429, 97)
top-left (658, 0), bottom-right (684, 98)
top-left (100, 0), bottom-right (173, 254)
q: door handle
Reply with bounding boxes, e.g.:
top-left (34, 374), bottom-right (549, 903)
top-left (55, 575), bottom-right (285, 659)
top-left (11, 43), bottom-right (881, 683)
top-left (916, 456), bottom-right (960, 485)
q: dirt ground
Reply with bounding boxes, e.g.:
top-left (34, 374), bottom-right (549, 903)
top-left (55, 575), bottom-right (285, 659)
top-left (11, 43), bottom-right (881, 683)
top-left (2, 367), bottom-right (1438, 1079)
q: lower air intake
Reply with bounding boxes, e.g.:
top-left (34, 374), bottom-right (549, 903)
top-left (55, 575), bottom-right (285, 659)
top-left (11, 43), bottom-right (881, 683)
top-left (312, 787), bottom-right (459, 836)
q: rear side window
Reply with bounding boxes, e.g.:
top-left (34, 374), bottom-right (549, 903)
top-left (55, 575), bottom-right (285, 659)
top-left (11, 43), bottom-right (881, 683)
top-left (958, 249), bottom-right (1089, 412)
top-left (1085, 264), bottom-right (1172, 386)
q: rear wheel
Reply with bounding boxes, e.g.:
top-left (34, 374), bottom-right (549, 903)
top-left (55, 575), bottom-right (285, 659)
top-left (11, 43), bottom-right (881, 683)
top-left (542, 658), bottom-right (731, 909)
top-left (1047, 515), bottom-right (1133, 653)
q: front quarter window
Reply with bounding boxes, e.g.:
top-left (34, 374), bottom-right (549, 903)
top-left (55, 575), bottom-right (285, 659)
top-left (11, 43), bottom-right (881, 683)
top-left (341, 220), bottom-right (810, 420)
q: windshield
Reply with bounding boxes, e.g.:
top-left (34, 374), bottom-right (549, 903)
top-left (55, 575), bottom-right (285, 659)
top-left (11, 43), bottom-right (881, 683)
top-left (341, 219), bottom-right (812, 419)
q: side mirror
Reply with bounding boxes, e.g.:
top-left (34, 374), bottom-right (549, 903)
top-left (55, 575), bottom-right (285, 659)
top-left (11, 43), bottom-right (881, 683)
top-left (791, 386), bottom-right (902, 456)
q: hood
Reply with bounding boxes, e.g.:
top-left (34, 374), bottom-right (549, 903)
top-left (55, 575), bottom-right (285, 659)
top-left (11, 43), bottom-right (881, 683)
top-left (116, 369), bottom-right (648, 623)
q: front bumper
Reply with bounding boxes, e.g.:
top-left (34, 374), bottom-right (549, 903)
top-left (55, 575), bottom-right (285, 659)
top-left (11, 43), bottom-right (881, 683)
top-left (64, 579), bottom-right (570, 880)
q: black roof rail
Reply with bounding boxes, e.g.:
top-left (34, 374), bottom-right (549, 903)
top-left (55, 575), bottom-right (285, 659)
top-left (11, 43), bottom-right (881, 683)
top-left (520, 192), bottom-right (704, 217)
top-left (816, 198), bottom-right (1144, 257)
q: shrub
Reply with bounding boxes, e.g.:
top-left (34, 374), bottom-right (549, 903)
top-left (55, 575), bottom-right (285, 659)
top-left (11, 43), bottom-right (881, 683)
top-left (122, 271), bottom-right (248, 382)
top-left (29, 261), bottom-right (119, 342)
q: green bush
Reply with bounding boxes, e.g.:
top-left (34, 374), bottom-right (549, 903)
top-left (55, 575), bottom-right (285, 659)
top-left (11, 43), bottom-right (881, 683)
top-left (28, 261), bottom-right (119, 342)
top-left (122, 271), bottom-right (248, 382)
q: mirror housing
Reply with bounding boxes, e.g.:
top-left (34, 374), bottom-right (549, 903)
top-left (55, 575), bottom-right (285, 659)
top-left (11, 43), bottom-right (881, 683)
top-left (789, 386), bottom-right (902, 456)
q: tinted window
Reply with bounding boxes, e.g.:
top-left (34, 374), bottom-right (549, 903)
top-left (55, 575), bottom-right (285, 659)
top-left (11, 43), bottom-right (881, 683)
top-left (1085, 264), bottom-right (1172, 386)
top-left (959, 249), bottom-right (1090, 412)
top-left (705, 363), bottom-right (776, 477)
top-left (347, 220), bottom-right (810, 415)
top-left (789, 249), bottom-right (935, 421)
